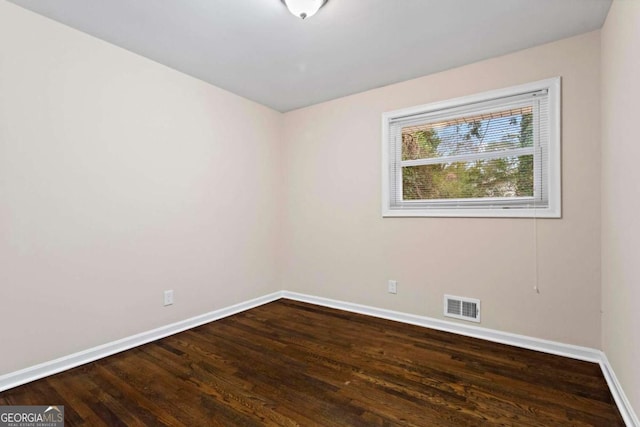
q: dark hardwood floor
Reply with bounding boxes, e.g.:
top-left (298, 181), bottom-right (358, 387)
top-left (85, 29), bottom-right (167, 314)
top-left (0, 299), bottom-right (624, 426)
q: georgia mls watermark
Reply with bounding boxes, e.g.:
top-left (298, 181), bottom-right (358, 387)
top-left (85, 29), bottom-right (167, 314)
top-left (0, 406), bottom-right (64, 427)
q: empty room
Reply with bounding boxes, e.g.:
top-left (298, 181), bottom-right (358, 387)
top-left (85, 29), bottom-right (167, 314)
top-left (0, 0), bottom-right (638, 425)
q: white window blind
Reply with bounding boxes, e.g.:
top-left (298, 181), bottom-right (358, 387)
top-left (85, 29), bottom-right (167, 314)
top-left (381, 77), bottom-right (561, 218)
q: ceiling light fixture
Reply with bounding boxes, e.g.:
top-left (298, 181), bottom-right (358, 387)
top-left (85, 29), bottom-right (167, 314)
top-left (281, 0), bottom-right (328, 20)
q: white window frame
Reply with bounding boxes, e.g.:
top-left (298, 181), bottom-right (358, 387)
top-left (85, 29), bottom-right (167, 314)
top-left (381, 77), bottom-right (561, 218)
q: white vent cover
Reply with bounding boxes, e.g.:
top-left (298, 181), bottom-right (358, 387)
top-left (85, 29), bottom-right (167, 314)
top-left (444, 295), bottom-right (481, 323)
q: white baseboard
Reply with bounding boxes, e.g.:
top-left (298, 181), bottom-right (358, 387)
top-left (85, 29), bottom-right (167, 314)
top-left (281, 291), bottom-right (602, 361)
top-left (281, 291), bottom-right (638, 427)
top-left (0, 290), bottom-right (636, 426)
top-left (0, 291), bottom-right (283, 393)
top-left (599, 352), bottom-right (640, 427)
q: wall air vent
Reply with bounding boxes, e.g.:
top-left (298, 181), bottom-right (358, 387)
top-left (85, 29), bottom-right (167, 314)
top-left (444, 295), bottom-right (481, 323)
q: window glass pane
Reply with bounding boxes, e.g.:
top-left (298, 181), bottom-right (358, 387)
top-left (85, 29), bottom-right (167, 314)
top-left (402, 155), bottom-right (534, 200)
top-left (401, 107), bottom-right (533, 161)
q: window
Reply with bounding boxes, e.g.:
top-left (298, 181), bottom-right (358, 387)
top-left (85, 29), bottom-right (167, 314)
top-left (382, 77), bottom-right (561, 218)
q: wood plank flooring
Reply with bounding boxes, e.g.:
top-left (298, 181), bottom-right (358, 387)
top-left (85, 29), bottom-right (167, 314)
top-left (0, 299), bottom-right (624, 426)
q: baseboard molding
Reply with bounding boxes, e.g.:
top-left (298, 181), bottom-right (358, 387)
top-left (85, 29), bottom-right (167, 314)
top-left (0, 291), bottom-right (283, 393)
top-left (281, 291), bottom-right (638, 427)
top-left (281, 291), bottom-right (602, 361)
top-left (599, 352), bottom-right (640, 427)
top-left (1, 290), bottom-right (636, 426)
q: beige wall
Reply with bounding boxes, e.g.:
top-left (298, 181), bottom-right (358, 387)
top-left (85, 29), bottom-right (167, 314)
top-left (281, 31), bottom-right (602, 348)
top-left (601, 0), bottom-right (640, 416)
top-left (0, 1), bottom-right (282, 375)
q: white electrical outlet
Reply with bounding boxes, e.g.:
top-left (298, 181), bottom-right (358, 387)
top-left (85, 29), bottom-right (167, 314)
top-left (163, 290), bottom-right (174, 306)
top-left (388, 280), bottom-right (397, 294)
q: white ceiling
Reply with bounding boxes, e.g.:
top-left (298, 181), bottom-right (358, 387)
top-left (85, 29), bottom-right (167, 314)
top-left (9, 0), bottom-right (612, 112)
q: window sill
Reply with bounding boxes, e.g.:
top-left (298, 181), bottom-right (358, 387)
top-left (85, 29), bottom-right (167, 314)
top-left (382, 206), bottom-right (561, 218)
